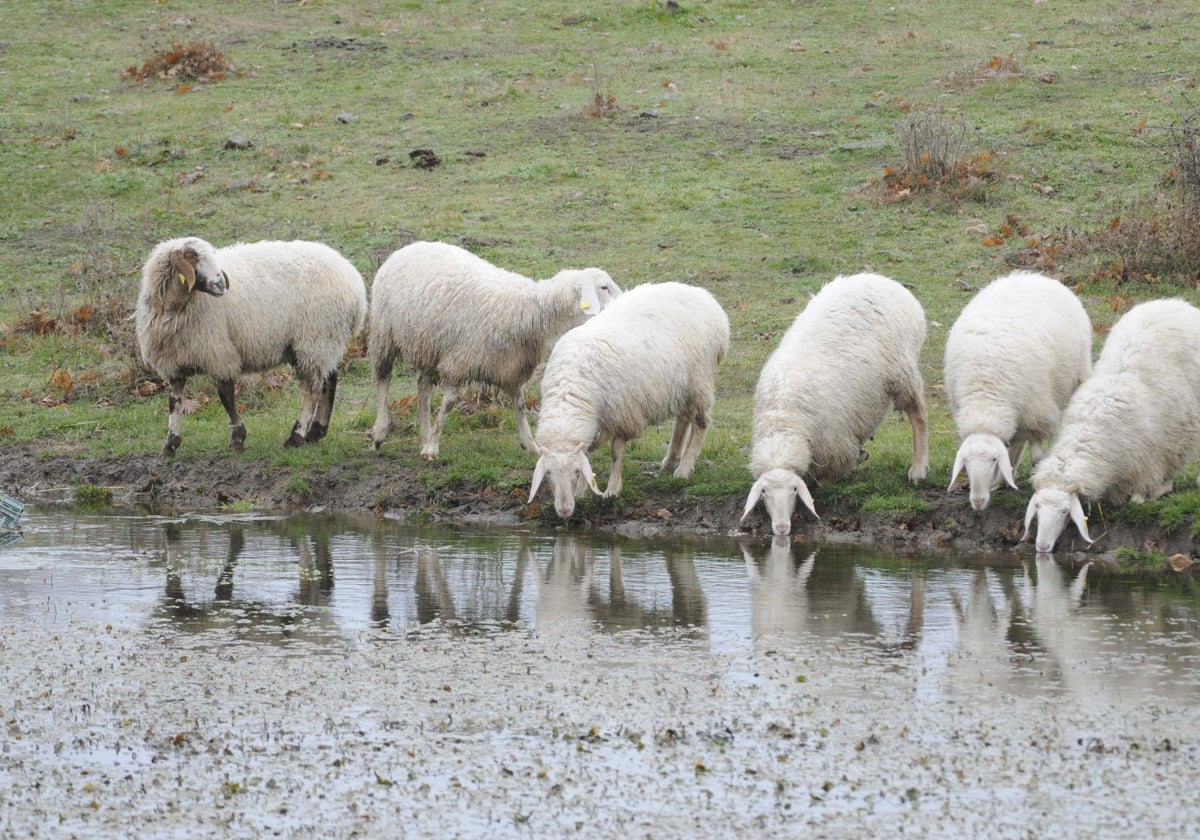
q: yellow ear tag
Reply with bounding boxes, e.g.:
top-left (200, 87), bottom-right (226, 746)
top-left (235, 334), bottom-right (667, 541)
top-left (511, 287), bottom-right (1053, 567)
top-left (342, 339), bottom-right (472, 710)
top-left (580, 300), bottom-right (592, 310)
top-left (179, 274), bottom-right (187, 285)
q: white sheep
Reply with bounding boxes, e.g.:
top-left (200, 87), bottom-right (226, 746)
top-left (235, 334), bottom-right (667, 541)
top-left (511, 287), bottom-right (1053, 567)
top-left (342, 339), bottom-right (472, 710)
top-left (944, 271), bottom-right (1092, 510)
top-left (1023, 299), bottom-right (1200, 552)
top-left (741, 272), bottom-right (929, 536)
top-left (368, 241), bottom-right (622, 459)
top-left (527, 281), bottom-right (730, 519)
top-left (136, 237), bottom-right (367, 456)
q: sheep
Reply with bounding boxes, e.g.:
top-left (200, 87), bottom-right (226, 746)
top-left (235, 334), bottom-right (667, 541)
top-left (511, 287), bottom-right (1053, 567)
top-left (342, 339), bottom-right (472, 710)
top-left (136, 236), bottom-right (367, 456)
top-left (741, 272), bottom-right (929, 536)
top-left (1023, 299), bottom-right (1200, 552)
top-left (944, 271), bottom-right (1092, 510)
top-left (368, 241), bottom-right (622, 459)
top-left (527, 281), bottom-right (730, 519)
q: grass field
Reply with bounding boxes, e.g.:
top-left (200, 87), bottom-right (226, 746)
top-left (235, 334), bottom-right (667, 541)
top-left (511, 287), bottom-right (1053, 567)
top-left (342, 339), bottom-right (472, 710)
top-left (2, 0), bottom-right (1199, 525)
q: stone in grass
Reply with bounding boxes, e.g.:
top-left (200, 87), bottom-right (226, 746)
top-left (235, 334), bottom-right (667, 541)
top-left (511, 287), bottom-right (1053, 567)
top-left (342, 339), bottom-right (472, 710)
top-left (224, 134), bottom-right (253, 150)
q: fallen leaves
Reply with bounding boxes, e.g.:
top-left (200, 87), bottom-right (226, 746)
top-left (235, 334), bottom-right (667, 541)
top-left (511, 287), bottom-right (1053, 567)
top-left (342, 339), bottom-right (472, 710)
top-left (121, 42), bottom-right (237, 85)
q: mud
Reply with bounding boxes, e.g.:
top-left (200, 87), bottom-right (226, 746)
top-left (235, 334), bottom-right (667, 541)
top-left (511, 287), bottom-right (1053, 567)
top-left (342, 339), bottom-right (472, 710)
top-left (0, 441), bottom-right (1186, 565)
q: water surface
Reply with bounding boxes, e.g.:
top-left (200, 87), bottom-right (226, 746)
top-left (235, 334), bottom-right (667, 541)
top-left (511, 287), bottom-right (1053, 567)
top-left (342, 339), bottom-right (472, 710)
top-left (3, 508), bottom-right (1197, 706)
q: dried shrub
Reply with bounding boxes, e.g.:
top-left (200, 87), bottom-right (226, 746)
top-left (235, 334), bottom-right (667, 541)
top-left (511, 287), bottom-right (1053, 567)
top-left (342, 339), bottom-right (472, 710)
top-left (584, 91), bottom-right (621, 119)
top-left (940, 52), bottom-right (1057, 88)
top-left (13, 296), bottom-right (131, 339)
top-left (1148, 92), bottom-right (1200, 211)
top-left (121, 43), bottom-right (236, 84)
top-left (582, 64), bottom-right (621, 119)
top-left (1010, 96), bottom-right (1200, 287)
top-left (871, 113), bottom-right (999, 205)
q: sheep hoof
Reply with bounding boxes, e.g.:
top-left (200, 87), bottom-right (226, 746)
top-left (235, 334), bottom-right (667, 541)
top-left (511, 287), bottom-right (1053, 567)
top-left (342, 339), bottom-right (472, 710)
top-left (283, 433), bottom-right (305, 448)
top-left (228, 440), bottom-right (245, 453)
top-left (161, 435), bottom-right (181, 458)
top-left (308, 422), bottom-right (328, 443)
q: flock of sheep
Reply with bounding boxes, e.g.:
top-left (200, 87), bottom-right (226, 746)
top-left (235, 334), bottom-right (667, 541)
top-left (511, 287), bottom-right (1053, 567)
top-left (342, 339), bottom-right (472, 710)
top-left (134, 236), bottom-right (1200, 553)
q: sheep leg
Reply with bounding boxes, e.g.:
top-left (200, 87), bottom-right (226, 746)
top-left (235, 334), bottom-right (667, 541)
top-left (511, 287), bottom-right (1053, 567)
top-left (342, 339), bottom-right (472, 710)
top-left (509, 384), bottom-right (538, 454)
top-left (371, 357), bottom-right (395, 450)
top-left (1007, 438), bottom-right (1028, 473)
top-left (603, 438), bottom-right (627, 497)
top-left (308, 371), bottom-right (337, 443)
top-left (1029, 440), bottom-right (1048, 465)
top-left (285, 380), bottom-right (319, 448)
top-left (162, 377), bottom-right (188, 457)
top-left (660, 415), bottom-right (691, 474)
top-left (417, 373), bottom-right (436, 456)
top-left (423, 382), bottom-right (459, 460)
top-left (213, 379), bottom-right (247, 452)
top-left (898, 395), bottom-right (929, 482)
top-left (674, 413), bottom-right (710, 479)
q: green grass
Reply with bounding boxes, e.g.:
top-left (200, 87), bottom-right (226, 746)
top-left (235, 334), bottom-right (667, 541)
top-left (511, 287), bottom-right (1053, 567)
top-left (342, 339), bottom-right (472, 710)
top-left (2, 0), bottom-right (1199, 520)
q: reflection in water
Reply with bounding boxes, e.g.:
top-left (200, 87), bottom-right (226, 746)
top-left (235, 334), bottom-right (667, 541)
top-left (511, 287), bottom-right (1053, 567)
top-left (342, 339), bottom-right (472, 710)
top-left (2, 510), bottom-right (1199, 702)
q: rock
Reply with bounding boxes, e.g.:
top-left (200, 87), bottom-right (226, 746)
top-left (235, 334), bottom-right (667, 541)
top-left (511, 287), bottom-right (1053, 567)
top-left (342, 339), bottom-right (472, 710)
top-left (224, 134), bottom-right (253, 150)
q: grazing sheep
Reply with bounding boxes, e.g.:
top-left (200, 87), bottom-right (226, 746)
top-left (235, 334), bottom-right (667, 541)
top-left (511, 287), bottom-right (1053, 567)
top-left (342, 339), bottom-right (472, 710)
top-left (742, 273), bottom-right (929, 536)
top-left (527, 282), bottom-right (730, 519)
top-left (368, 241), bottom-right (622, 459)
top-left (944, 271), bottom-right (1092, 510)
top-left (1023, 299), bottom-right (1200, 552)
top-left (136, 237), bottom-right (367, 456)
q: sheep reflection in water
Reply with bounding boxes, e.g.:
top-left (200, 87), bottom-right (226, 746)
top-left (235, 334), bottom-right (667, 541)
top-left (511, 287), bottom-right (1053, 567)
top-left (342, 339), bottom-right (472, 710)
top-left (157, 520), bottom-right (336, 640)
top-left (386, 535), bottom-right (707, 634)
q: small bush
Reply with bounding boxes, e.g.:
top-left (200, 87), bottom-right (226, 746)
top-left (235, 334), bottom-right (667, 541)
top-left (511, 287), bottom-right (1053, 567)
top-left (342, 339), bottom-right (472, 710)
top-left (873, 113), bottom-right (999, 205)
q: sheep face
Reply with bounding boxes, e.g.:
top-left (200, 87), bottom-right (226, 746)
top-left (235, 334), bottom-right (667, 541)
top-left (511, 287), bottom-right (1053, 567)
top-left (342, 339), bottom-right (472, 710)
top-left (949, 433), bottom-right (1017, 510)
top-left (1022, 486), bottom-right (1092, 553)
top-left (742, 468), bottom-right (818, 536)
top-left (171, 240), bottom-right (229, 298)
top-left (529, 443), bottom-right (603, 519)
top-left (560, 268), bottom-right (622, 317)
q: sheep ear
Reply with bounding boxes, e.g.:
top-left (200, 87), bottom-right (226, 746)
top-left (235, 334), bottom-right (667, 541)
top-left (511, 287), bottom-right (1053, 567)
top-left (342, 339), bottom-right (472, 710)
top-left (571, 441), bottom-right (588, 455)
top-left (948, 448), bottom-right (965, 491)
top-left (169, 249), bottom-right (197, 292)
top-left (577, 276), bottom-right (601, 316)
top-left (794, 478), bottom-right (819, 520)
top-left (1069, 492), bottom-right (1092, 543)
top-left (528, 456), bottom-right (547, 504)
top-left (741, 477), bottom-right (766, 522)
top-left (1022, 496), bottom-right (1037, 541)
top-left (222, 269), bottom-right (231, 290)
top-left (998, 448), bottom-right (1018, 490)
top-left (578, 452), bottom-right (602, 495)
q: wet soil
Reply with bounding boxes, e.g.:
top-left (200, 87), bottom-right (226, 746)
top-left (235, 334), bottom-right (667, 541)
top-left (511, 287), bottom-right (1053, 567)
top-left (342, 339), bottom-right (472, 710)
top-left (0, 441), bottom-right (1187, 566)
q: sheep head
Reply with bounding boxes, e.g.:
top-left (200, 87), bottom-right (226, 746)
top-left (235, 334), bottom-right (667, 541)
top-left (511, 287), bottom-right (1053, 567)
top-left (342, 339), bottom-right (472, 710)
top-left (948, 433), bottom-right (1018, 510)
top-left (529, 442), bottom-right (602, 519)
top-left (169, 239), bottom-right (230, 298)
top-left (741, 467), bottom-right (818, 536)
top-left (563, 268), bottom-right (622, 317)
top-left (1022, 484), bottom-right (1091, 553)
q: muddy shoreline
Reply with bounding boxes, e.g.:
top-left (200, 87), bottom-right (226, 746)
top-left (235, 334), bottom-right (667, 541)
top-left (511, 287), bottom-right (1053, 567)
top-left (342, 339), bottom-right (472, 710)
top-left (0, 441), bottom-right (1188, 567)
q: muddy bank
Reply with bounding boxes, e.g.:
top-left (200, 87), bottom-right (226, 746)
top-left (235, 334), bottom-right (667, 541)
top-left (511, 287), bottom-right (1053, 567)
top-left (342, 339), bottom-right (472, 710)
top-left (0, 441), bottom-right (1188, 565)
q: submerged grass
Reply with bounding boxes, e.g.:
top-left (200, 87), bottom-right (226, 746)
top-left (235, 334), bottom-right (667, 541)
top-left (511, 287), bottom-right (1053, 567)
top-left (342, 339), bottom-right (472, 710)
top-left (2, 1), bottom-right (1199, 520)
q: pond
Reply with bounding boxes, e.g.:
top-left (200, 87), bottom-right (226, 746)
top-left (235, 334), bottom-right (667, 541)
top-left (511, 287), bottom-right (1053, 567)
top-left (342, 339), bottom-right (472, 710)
top-left (2, 509), bottom-right (1198, 838)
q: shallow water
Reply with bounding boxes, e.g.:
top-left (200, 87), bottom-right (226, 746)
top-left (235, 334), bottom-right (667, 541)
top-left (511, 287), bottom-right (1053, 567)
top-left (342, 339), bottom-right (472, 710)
top-left (4, 509), bottom-right (1200, 838)
top-left (4, 508), bottom-right (1198, 705)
